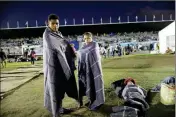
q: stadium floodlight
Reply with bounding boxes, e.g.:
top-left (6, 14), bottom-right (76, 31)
top-left (161, 14), bottom-right (164, 21)
top-left (17, 21), bottom-right (19, 28)
top-left (64, 19), bottom-right (67, 25)
top-left (7, 22), bottom-right (9, 29)
top-left (145, 15), bottom-right (147, 22)
top-left (153, 15), bottom-right (155, 21)
top-left (45, 20), bottom-right (47, 27)
top-left (170, 14), bottom-right (172, 20)
top-left (92, 17), bottom-right (94, 24)
top-left (118, 16), bottom-right (121, 23)
top-left (82, 18), bottom-right (84, 25)
top-left (135, 16), bottom-right (138, 22)
top-left (100, 17), bottom-right (102, 24)
top-left (36, 20), bottom-right (38, 27)
top-left (110, 16), bottom-right (112, 24)
top-left (25, 21), bottom-right (28, 28)
top-left (127, 16), bottom-right (129, 23)
top-left (73, 18), bottom-right (75, 25)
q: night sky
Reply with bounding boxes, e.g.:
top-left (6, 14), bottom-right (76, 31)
top-left (0, 1), bottom-right (175, 28)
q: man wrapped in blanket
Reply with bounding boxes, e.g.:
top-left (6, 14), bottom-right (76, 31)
top-left (77, 32), bottom-right (105, 110)
top-left (43, 14), bottom-right (79, 117)
top-left (111, 78), bottom-right (149, 117)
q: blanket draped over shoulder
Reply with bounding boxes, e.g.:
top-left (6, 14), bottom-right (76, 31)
top-left (43, 27), bottom-right (78, 117)
top-left (78, 42), bottom-right (105, 110)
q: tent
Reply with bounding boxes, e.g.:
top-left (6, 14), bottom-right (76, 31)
top-left (159, 21), bottom-right (175, 54)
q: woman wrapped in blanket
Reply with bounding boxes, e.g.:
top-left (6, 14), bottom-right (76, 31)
top-left (77, 32), bottom-right (105, 110)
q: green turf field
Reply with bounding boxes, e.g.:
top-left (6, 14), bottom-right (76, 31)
top-left (1, 62), bottom-right (31, 71)
top-left (0, 54), bottom-right (175, 117)
top-left (1, 61), bottom-right (43, 71)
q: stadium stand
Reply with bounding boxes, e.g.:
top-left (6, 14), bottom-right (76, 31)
top-left (0, 21), bottom-right (174, 60)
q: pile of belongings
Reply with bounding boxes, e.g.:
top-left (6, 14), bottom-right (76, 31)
top-left (151, 76), bottom-right (175, 105)
top-left (110, 77), bottom-right (149, 117)
top-left (151, 76), bottom-right (175, 92)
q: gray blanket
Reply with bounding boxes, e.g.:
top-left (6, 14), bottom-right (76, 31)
top-left (111, 80), bottom-right (149, 117)
top-left (122, 84), bottom-right (149, 115)
top-left (110, 106), bottom-right (139, 117)
top-left (43, 27), bottom-right (78, 117)
top-left (78, 42), bottom-right (105, 110)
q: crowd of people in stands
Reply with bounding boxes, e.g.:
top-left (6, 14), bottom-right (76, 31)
top-left (0, 31), bottom-right (158, 56)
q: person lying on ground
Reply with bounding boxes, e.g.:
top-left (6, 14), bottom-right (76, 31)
top-left (111, 78), bottom-right (149, 117)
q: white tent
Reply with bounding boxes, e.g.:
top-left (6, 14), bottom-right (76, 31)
top-left (159, 21), bottom-right (175, 54)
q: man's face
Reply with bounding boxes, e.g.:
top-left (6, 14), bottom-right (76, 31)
top-left (48, 19), bottom-right (59, 32)
top-left (84, 35), bottom-right (92, 44)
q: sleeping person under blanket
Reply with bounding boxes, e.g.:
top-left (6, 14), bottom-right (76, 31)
top-left (111, 78), bottom-right (149, 117)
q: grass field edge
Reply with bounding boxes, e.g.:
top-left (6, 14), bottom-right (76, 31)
top-left (0, 72), bottom-right (42, 100)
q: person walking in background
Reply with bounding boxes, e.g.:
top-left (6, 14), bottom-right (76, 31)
top-left (109, 45), bottom-right (113, 56)
top-left (107, 46), bottom-right (110, 58)
top-left (157, 43), bottom-right (160, 54)
top-left (0, 49), bottom-right (7, 68)
top-left (30, 48), bottom-right (36, 65)
top-left (24, 48), bottom-right (29, 60)
top-left (7, 49), bottom-right (10, 55)
top-left (117, 45), bottom-right (122, 57)
top-left (149, 43), bottom-right (153, 54)
top-left (126, 44), bottom-right (130, 55)
top-left (100, 46), bottom-right (107, 58)
top-left (112, 47), bottom-right (116, 57)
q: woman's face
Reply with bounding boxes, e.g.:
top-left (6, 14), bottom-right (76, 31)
top-left (84, 35), bottom-right (92, 44)
top-left (127, 81), bottom-right (134, 85)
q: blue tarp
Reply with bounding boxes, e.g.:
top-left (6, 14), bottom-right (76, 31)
top-left (69, 40), bottom-right (79, 50)
top-left (120, 42), bottom-right (137, 47)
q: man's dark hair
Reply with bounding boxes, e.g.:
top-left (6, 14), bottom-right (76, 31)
top-left (48, 14), bottom-right (59, 21)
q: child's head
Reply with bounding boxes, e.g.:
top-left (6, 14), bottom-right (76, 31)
top-left (83, 32), bottom-right (93, 44)
top-left (124, 77), bottom-right (136, 85)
